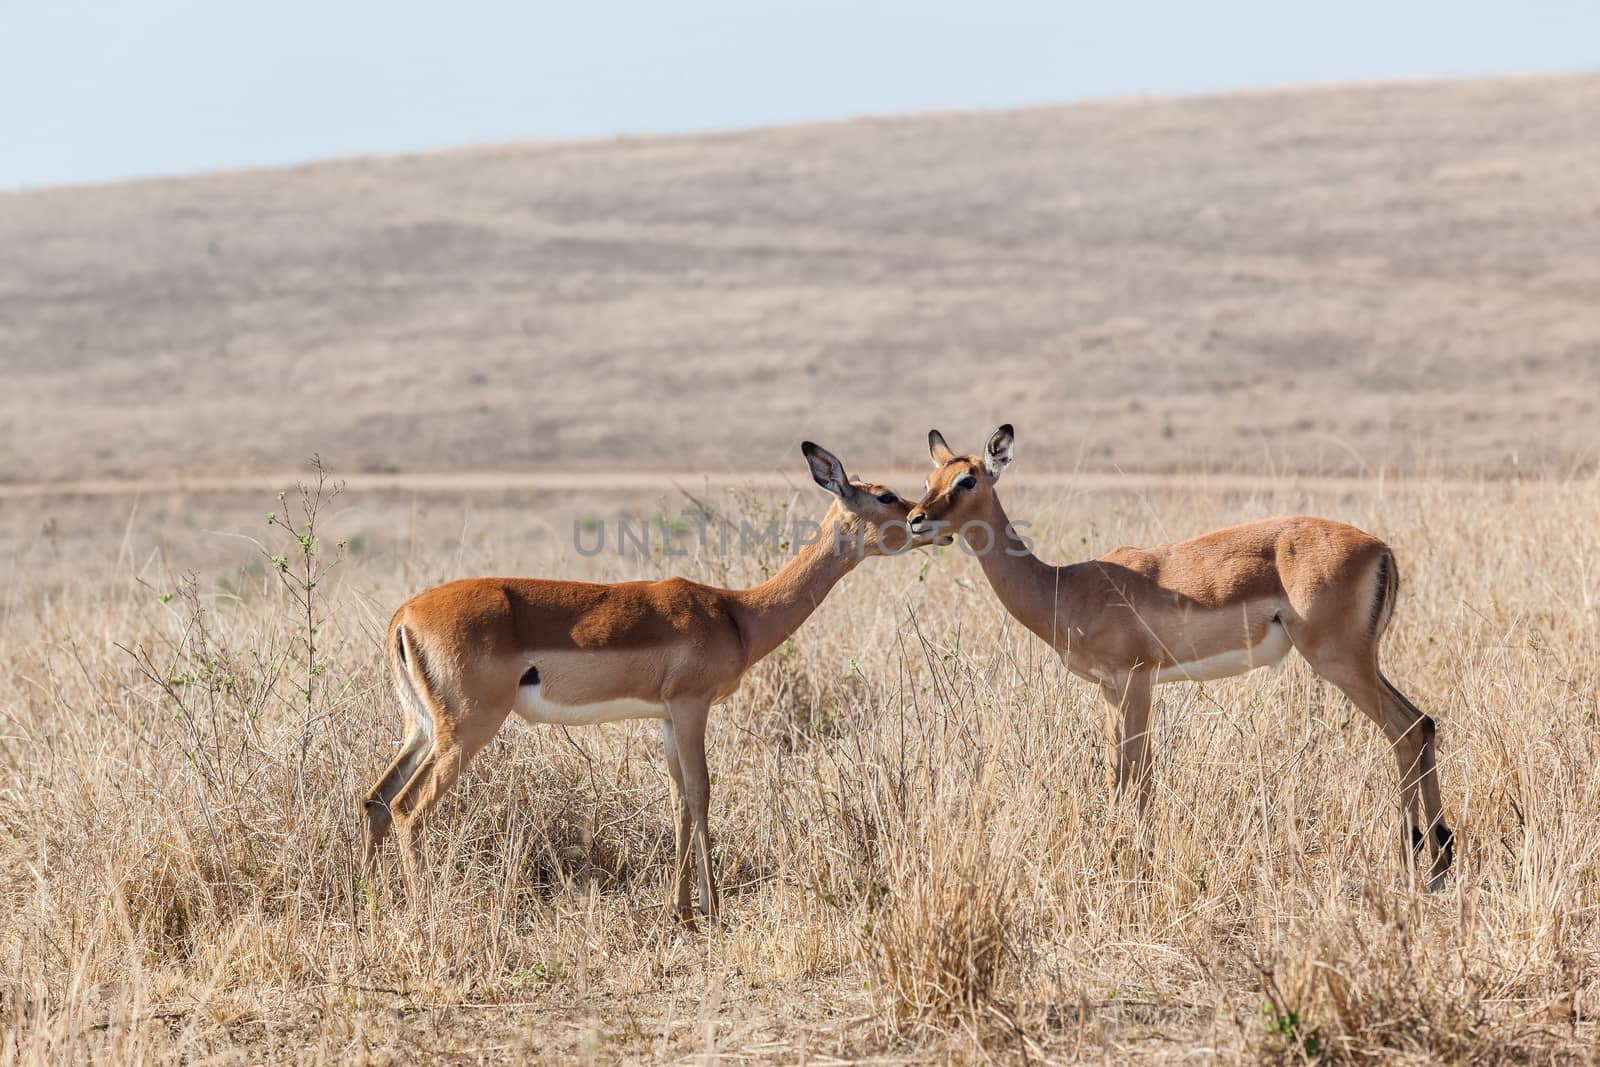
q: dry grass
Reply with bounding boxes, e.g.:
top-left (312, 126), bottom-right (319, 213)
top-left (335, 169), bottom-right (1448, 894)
top-left (2, 471), bottom-right (1597, 1063)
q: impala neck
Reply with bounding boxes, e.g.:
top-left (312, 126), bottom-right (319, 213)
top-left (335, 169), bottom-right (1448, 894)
top-left (731, 508), bottom-right (862, 664)
top-left (966, 490), bottom-right (1071, 649)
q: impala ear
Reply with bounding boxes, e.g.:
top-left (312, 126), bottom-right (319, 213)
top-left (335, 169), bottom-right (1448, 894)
top-left (928, 429), bottom-right (956, 466)
top-left (801, 441), bottom-right (853, 499)
top-left (984, 423), bottom-right (1014, 477)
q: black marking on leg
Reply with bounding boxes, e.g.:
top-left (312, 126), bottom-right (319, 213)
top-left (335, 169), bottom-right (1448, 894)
top-left (1378, 670), bottom-right (1428, 721)
top-left (519, 664), bottom-right (540, 687)
top-left (1411, 825), bottom-right (1426, 854)
top-left (1435, 824), bottom-right (1455, 870)
top-left (1369, 553), bottom-right (1390, 635)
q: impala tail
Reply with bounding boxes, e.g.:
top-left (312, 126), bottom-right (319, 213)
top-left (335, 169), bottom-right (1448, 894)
top-left (390, 623), bottom-right (440, 743)
top-left (1370, 549), bottom-right (1399, 638)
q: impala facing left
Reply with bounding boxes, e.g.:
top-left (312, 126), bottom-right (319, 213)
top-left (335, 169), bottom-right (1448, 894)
top-left (361, 442), bottom-right (920, 921)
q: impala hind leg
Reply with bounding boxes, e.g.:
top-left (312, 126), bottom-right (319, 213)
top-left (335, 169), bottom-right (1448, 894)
top-left (1292, 639), bottom-right (1451, 888)
top-left (361, 729), bottom-right (431, 870)
top-left (387, 710), bottom-right (511, 896)
top-left (1380, 671), bottom-right (1454, 888)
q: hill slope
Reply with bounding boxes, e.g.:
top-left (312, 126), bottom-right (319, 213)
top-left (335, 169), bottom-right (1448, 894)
top-left (3, 75), bottom-right (1598, 483)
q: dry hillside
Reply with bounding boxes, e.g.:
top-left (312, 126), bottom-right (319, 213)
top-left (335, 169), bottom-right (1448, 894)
top-left (3, 75), bottom-right (1599, 485)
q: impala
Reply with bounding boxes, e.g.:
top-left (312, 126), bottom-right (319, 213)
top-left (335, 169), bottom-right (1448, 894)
top-left (906, 425), bottom-right (1454, 888)
top-left (362, 442), bottom-right (920, 920)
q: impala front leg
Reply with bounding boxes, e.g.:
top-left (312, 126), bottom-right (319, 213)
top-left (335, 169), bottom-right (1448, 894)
top-left (1101, 670), bottom-right (1155, 810)
top-left (667, 697), bottom-right (718, 921)
top-left (660, 720), bottom-right (694, 922)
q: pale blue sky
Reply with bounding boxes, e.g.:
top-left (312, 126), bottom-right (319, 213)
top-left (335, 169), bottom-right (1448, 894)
top-left (1, 0), bottom-right (1594, 189)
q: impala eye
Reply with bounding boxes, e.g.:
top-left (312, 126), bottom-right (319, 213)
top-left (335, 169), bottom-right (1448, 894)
top-left (876, 492), bottom-right (898, 504)
top-left (957, 475), bottom-right (978, 491)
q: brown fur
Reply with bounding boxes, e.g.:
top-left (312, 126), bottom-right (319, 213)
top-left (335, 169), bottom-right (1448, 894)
top-left (909, 425), bottom-right (1453, 887)
top-left (361, 444), bottom-right (920, 920)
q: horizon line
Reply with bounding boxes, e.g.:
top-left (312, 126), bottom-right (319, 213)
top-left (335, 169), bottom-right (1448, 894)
top-left (6, 68), bottom-right (1591, 197)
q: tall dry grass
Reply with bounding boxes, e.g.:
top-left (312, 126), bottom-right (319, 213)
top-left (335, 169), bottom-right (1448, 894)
top-left (1, 474), bottom-right (1597, 1062)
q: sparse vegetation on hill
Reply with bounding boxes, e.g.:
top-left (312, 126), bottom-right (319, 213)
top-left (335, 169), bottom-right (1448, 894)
top-left (3, 75), bottom-right (1598, 484)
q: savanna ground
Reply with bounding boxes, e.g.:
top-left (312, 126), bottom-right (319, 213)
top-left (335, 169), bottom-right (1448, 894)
top-left (2, 468), bottom-right (1597, 1063)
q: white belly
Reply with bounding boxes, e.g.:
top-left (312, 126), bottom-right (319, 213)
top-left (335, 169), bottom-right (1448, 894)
top-left (1152, 620), bottom-right (1294, 685)
top-left (512, 683), bottom-right (669, 727)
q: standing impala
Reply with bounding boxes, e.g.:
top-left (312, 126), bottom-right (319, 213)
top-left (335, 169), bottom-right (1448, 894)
top-left (906, 425), bottom-right (1453, 888)
top-left (363, 443), bottom-right (919, 920)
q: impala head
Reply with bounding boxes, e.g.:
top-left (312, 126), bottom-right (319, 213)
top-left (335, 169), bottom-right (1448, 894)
top-left (906, 424), bottom-right (1014, 545)
top-left (801, 441), bottom-right (923, 556)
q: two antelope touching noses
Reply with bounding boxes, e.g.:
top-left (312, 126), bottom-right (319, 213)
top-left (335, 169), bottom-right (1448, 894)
top-left (362, 426), bottom-right (1455, 921)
